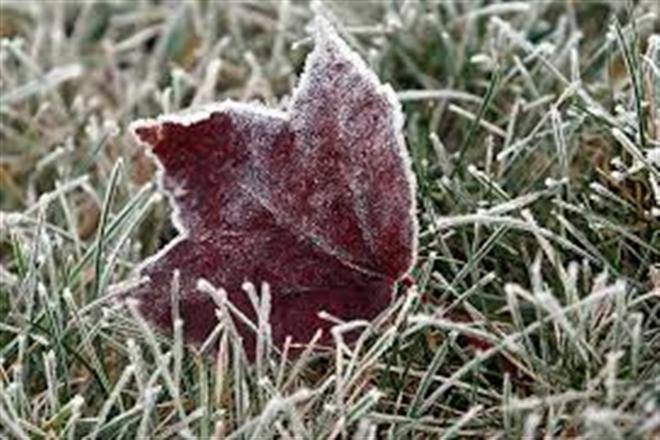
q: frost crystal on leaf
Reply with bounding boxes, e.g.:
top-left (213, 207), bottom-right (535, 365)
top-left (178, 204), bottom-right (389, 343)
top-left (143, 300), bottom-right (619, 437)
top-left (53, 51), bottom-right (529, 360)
top-left (125, 17), bottom-right (417, 356)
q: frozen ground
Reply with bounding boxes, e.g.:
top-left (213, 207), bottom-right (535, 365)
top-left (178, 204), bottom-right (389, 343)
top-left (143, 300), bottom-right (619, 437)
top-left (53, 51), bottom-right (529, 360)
top-left (0, 1), bottom-right (659, 438)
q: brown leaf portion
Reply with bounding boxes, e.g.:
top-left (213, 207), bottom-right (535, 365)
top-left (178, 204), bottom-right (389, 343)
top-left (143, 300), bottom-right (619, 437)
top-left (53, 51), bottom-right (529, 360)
top-left (124, 18), bottom-right (417, 356)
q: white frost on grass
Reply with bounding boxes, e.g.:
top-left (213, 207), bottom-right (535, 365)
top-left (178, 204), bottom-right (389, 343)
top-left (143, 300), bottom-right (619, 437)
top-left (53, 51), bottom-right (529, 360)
top-left (0, 62), bottom-right (83, 106)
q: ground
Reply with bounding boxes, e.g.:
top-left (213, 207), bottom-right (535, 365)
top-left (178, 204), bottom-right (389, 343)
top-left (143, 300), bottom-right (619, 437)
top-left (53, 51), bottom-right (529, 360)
top-left (1, 1), bottom-right (659, 439)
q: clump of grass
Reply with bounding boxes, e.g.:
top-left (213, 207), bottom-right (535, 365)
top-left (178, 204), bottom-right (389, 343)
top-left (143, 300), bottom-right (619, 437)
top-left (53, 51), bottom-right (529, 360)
top-left (1, 1), bottom-right (659, 438)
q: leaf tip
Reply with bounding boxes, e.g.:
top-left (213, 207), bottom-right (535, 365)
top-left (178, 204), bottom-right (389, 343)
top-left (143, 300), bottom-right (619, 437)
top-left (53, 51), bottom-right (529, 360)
top-left (130, 120), bottom-right (162, 148)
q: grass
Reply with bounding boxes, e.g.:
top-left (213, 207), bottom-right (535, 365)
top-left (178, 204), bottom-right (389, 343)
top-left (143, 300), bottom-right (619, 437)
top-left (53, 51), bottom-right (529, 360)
top-left (1, 1), bottom-right (659, 438)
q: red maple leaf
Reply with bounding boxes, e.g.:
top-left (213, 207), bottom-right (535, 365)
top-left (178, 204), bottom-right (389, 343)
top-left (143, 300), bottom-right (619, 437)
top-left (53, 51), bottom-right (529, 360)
top-left (124, 18), bottom-right (417, 356)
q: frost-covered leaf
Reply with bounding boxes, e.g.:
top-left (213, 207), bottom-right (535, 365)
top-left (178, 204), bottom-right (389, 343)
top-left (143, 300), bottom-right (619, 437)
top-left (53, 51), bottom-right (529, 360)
top-left (124, 18), bottom-right (417, 355)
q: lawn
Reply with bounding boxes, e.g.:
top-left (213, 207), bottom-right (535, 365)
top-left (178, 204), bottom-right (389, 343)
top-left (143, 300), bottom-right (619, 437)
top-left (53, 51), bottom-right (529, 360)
top-left (1, 1), bottom-right (659, 438)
